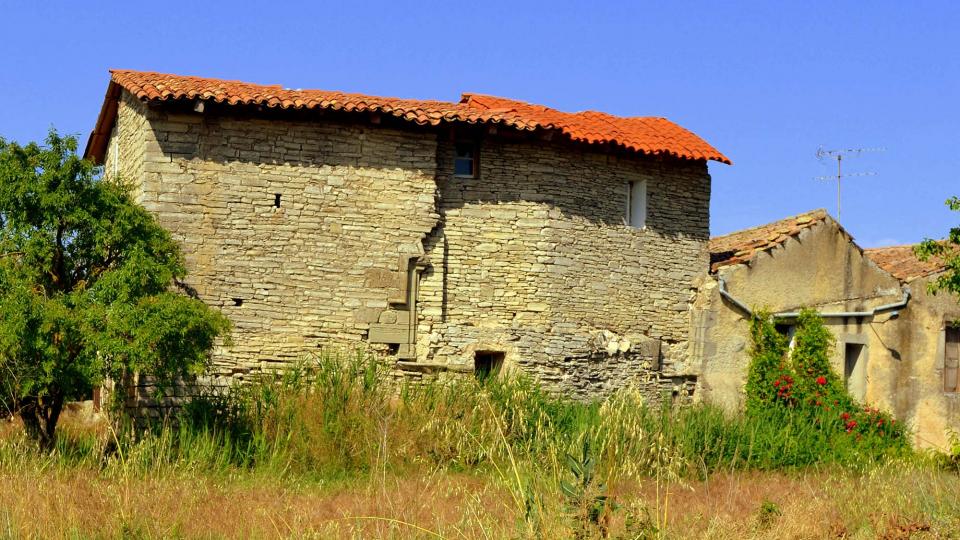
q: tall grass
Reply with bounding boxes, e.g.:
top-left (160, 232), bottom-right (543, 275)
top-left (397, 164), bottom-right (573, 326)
top-left (0, 350), bottom-right (951, 538)
top-left (0, 349), bottom-right (921, 487)
top-left (15, 349), bottom-right (898, 484)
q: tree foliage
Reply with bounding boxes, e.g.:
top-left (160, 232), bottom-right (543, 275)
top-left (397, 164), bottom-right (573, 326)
top-left (0, 130), bottom-right (230, 449)
top-left (915, 196), bottom-right (960, 296)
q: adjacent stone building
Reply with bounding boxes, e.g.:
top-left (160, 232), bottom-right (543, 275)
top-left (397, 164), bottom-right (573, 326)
top-left (693, 209), bottom-right (959, 449)
top-left (85, 70), bottom-right (729, 401)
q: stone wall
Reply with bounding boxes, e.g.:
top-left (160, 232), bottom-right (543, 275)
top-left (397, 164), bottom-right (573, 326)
top-left (108, 91), bottom-right (713, 404)
top-left (417, 137), bottom-right (710, 400)
top-left (124, 100), bottom-right (440, 379)
top-left (102, 91), bottom-right (148, 192)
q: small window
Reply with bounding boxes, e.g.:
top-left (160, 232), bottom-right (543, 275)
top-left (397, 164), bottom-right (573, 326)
top-left (474, 351), bottom-right (504, 380)
top-left (454, 143), bottom-right (477, 177)
top-left (626, 180), bottom-right (647, 228)
top-left (945, 325), bottom-right (960, 393)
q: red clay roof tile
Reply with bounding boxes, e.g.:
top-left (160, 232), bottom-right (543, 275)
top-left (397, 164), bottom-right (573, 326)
top-left (864, 244), bottom-right (950, 282)
top-left (709, 210), bottom-right (831, 272)
top-left (85, 70), bottom-right (730, 165)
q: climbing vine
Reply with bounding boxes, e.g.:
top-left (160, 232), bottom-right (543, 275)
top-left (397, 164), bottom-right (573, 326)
top-left (745, 309), bottom-right (906, 443)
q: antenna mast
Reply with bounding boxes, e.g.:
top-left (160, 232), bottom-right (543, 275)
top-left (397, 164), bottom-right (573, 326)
top-left (815, 146), bottom-right (883, 223)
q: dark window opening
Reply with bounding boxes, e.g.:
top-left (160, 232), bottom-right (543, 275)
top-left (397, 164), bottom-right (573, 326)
top-left (232, 298), bottom-right (244, 307)
top-left (945, 325), bottom-right (960, 393)
top-left (454, 143), bottom-right (477, 177)
top-left (274, 193), bottom-right (282, 208)
top-left (775, 324), bottom-right (796, 348)
top-left (774, 324), bottom-right (794, 338)
top-left (474, 351), bottom-right (504, 380)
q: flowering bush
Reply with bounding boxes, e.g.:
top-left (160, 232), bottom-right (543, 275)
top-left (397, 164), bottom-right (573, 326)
top-left (744, 309), bottom-right (906, 448)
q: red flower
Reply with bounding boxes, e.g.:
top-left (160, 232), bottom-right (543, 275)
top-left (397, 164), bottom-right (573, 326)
top-left (845, 420), bottom-right (858, 432)
top-left (774, 380), bottom-right (781, 387)
top-left (816, 376), bottom-right (827, 386)
top-left (841, 412), bottom-right (851, 421)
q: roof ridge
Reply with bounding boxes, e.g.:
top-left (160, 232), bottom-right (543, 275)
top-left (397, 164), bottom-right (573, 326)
top-left (864, 243), bottom-right (922, 251)
top-left (110, 69), bottom-right (286, 90)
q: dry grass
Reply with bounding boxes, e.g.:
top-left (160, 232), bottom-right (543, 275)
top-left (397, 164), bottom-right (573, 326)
top-left (0, 461), bottom-right (957, 539)
top-left (1, 357), bottom-right (957, 539)
top-left (0, 467), bottom-right (517, 539)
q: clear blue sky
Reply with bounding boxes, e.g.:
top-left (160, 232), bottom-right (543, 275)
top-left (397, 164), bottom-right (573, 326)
top-left (1, 1), bottom-right (957, 246)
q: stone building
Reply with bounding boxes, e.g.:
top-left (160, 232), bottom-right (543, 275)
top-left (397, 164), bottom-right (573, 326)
top-left (84, 70), bottom-right (729, 401)
top-left (693, 209), bottom-right (959, 449)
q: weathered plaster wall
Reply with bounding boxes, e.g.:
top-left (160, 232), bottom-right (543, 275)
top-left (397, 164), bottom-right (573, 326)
top-left (864, 277), bottom-right (960, 449)
top-left (418, 137), bottom-right (711, 400)
top-left (693, 220), bottom-right (902, 409)
top-left (695, 219), bottom-right (960, 449)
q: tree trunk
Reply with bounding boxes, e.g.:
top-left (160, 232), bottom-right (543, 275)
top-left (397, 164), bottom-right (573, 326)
top-left (18, 393), bottom-right (64, 452)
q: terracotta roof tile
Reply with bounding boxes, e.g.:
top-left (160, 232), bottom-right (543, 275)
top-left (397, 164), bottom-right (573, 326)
top-left (864, 244), bottom-right (950, 281)
top-left (709, 209), bottom-right (830, 272)
top-left (85, 70), bottom-right (730, 165)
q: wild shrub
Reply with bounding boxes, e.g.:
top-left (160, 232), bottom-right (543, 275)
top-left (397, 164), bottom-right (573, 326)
top-left (745, 309), bottom-right (907, 453)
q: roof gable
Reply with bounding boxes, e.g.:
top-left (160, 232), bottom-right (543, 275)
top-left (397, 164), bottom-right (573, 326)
top-left (85, 70), bottom-right (731, 166)
top-left (709, 210), bottom-right (834, 272)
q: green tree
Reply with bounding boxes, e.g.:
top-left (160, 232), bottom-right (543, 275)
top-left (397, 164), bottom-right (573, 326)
top-left (0, 130), bottom-right (230, 450)
top-left (915, 196), bottom-right (960, 295)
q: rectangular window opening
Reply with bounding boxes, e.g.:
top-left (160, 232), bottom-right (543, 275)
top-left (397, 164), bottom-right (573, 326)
top-left (845, 343), bottom-right (867, 402)
top-left (474, 351), bottom-right (504, 380)
top-left (274, 193), bottom-right (282, 208)
top-left (945, 325), bottom-right (959, 393)
top-left (454, 143), bottom-right (478, 178)
top-left (627, 180), bottom-right (647, 228)
top-left (775, 324), bottom-right (797, 349)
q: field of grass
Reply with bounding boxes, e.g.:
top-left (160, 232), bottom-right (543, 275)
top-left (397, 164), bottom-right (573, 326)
top-left (1, 352), bottom-right (958, 539)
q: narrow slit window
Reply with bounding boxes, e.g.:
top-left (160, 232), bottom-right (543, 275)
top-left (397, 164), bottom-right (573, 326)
top-left (627, 180), bottom-right (647, 228)
top-left (274, 193), bottom-right (282, 208)
top-left (945, 325), bottom-right (959, 393)
top-left (454, 143), bottom-right (477, 177)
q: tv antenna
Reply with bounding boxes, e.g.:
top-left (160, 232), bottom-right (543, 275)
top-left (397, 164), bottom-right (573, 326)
top-left (815, 146), bottom-right (883, 223)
